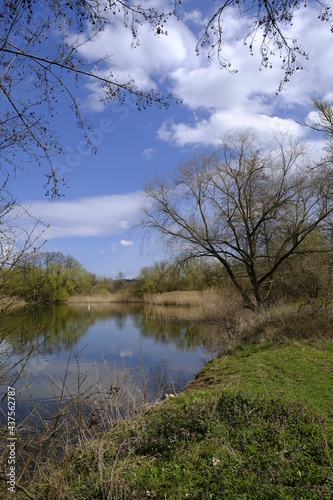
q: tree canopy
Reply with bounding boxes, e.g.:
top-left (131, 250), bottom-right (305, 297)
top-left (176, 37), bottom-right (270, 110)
top-left (1, 251), bottom-right (92, 303)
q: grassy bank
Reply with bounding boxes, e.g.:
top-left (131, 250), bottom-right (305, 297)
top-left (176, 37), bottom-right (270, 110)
top-left (20, 341), bottom-right (332, 499)
top-left (5, 302), bottom-right (331, 499)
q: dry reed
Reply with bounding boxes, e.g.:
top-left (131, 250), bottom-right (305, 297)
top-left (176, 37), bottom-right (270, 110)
top-left (67, 293), bottom-right (142, 304)
top-left (143, 288), bottom-right (254, 326)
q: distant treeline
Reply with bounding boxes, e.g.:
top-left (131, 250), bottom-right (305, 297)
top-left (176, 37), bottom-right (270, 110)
top-left (0, 252), bottom-right (128, 304)
top-left (1, 229), bottom-right (333, 306)
top-left (1, 252), bottom-right (91, 303)
top-left (0, 251), bottom-right (224, 304)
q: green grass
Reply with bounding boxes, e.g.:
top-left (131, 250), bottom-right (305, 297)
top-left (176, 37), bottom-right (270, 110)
top-left (189, 341), bottom-right (333, 426)
top-left (28, 339), bottom-right (333, 500)
top-left (130, 392), bottom-right (332, 499)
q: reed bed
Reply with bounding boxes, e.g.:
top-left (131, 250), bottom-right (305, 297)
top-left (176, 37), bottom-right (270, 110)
top-left (144, 288), bottom-right (254, 328)
top-left (0, 296), bottom-right (26, 312)
top-left (67, 293), bottom-right (142, 304)
top-left (144, 290), bottom-right (207, 307)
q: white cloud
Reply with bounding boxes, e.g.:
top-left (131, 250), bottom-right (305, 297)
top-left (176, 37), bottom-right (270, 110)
top-left (120, 240), bottom-right (134, 247)
top-left (182, 9), bottom-right (207, 27)
top-left (24, 193), bottom-right (143, 239)
top-left (157, 5), bottom-right (333, 146)
top-left (158, 111), bottom-right (304, 147)
top-left (74, 3), bottom-right (333, 146)
top-left (142, 148), bottom-right (155, 160)
top-left (74, 15), bottom-right (198, 110)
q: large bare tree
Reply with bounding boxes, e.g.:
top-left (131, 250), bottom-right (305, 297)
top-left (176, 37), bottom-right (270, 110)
top-left (141, 132), bottom-right (333, 311)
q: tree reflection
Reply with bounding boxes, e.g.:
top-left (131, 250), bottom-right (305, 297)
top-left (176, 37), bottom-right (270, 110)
top-left (0, 303), bottom-right (224, 400)
top-left (1, 303), bottom-right (224, 355)
top-left (1, 305), bottom-right (91, 356)
top-left (137, 315), bottom-right (203, 350)
top-left (134, 307), bottom-right (225, 355)
top-left (0, 302), bottom-right (226, 425)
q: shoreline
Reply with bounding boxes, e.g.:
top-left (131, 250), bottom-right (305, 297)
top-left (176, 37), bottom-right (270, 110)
top-left (2, 299), bottom-right (333, 498)
top-left (17, 335), bottom-right (333, 498)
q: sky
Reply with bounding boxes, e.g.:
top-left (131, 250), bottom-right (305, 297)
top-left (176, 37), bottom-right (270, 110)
top-left (10, 0), bottom-right (333, 278)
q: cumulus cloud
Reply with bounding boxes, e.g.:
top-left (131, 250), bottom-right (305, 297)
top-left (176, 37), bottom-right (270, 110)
top-left (73, 15), bottom-right (198, 110)
top-left (158, 110), bottom-right (305, 147)
top-left (24, 192), bottom-right (143, 240)
top-left (157, 5), bottom-right (333, 146)
top-left (73, 4), bottom-right (333, 145)
top-left (120, 240), bottom-right (134, 247)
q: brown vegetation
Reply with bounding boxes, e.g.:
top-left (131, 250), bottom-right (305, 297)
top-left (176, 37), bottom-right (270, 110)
top-left (0, 296), bottom-right (26, 312)
top-left (143, 288), bottom-right (255, 344)
top-left (67, 292), bottom-right (142, 304)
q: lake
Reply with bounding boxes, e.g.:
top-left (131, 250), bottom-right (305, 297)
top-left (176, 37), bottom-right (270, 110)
top-left (0, 303), bottom-right (222, 424)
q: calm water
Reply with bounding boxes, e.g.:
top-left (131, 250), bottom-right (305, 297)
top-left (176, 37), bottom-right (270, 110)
top-left (0, 303), bottom-right (222, 423)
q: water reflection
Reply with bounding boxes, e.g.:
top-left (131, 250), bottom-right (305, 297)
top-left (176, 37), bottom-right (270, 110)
top-left (1, 304), bottom-right (90, 355)
top-left (0, 303), bottom-right (223, 422)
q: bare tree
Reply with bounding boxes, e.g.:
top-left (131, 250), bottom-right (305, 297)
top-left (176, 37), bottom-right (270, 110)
top-left (312, 99), bottom-right (333, 135)
top-left (1, 2), bottom-right (332, 199)
top-left (2, 0), bottom-right (332, 203)
top-left (0, 1), bottom-right (180, 197)
top-left (141, 131), bottom-right (333, 312)
top-left (198, 0), bottom-right (333, 91)
top-left (306, 98), bottom-right (333, 160)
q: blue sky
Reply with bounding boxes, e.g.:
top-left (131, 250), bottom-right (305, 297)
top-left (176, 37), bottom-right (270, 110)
top-left (11, 0), bottom-right (333, 278)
